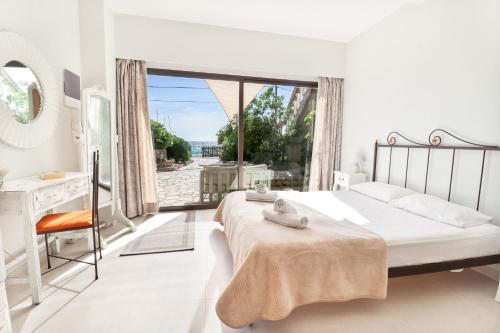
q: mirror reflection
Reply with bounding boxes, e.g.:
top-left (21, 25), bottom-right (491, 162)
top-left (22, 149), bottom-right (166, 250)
top-left (0, 60), bottom-right (43, 124)
top-left (87, 94), bottom-right (112, 204)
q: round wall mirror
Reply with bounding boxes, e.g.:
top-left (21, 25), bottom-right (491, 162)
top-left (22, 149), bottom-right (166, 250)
top-left (0, 60), bottom-right (44, 124)
top-left (0, 31), bottom-right (59, 149)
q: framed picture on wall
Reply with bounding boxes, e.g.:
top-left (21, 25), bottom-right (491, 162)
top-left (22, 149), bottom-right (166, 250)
top-left (64, 69), bottom-right (81, 109)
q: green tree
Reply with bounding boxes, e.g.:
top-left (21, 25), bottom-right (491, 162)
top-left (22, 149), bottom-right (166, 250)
top-left (216, 87), bottom-right (296, 166)
top-left (303, 110), bottom-right (315, 140)
top-left (217, 120), bottom-right (238, 161)
top-left (150, 120), bottom-right (174, 149)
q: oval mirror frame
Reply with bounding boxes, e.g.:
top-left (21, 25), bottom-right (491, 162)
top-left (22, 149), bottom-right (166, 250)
top-left (0, 31), bottom-right (59, 148)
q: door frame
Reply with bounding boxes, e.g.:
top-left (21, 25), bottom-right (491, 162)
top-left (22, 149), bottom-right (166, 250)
top-left (148, 67), bottom-right (319, 210)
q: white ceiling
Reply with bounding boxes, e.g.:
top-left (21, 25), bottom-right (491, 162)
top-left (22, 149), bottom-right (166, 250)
top-left (107, 0), bottom-right (422, 42)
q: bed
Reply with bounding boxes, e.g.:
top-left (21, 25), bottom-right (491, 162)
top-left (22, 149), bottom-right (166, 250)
top-left (279, 190), bottom-right (500, 268)
top-left (214, 129), bottom-right (500, 328)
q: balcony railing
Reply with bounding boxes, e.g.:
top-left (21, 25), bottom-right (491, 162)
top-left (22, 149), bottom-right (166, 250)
top-left (201, 145), bottom-right (221, 158)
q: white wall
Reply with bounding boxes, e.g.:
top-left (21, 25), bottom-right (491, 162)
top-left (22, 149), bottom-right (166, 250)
top-left (114, 14), bottom-right (345, 80)
top-left (79, 0), bottom-right (116, 94)
top-left (0, 0), bottom-right (82, 180)
top-left (79, 0), bottom-right (107, 90)
top-left (343, 0), bottom-right (500, 198)
top-left (343, 0), bottom-right (500, 273)
top-left (0, 0), bottom-right (82, 258)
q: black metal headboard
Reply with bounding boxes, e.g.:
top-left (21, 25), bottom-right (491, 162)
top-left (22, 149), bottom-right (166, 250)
top-left (372, 129), bottom-right (500, 211)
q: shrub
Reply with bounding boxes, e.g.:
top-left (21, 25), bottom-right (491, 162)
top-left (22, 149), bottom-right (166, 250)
top-left (150, 120), bottom-right (191, 163)
top-left (167, 136), bottom-right (192, 163)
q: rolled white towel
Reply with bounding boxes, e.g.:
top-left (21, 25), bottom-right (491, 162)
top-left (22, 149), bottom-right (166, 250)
top-left (273, 198), bottom-right (298, 215)
top-left (255, 183), bottom-right (268, 194)
top-left (246, 190), bottom-right (277, 202)
top-left (262, 208), bottom-right (308, 229)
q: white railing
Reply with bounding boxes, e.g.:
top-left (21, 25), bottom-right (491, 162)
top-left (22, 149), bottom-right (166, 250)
top-left (199, 164), bottom-right (273, 203)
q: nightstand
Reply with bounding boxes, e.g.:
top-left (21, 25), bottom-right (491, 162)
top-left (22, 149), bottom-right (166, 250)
top-left (333, 171), bottom-right (369, 191)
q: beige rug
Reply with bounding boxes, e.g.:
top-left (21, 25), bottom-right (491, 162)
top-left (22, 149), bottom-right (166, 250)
top-left (120, 212), bottom-right (195, 256)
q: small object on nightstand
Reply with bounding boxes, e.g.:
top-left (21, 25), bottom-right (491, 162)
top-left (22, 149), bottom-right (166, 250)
top-left (334, 171), bottom-right (368, 191)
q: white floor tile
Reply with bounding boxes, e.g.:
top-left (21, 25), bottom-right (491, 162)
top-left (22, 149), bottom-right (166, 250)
top-left (5, 210), bottom-right (500, 333)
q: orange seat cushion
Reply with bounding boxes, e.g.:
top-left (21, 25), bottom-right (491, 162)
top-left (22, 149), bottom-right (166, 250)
top-left (36, 210), bottom-right (93, 234)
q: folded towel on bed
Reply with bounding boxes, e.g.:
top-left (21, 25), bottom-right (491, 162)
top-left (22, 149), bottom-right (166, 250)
top-left (273, 198), bottom-right (298, 214)
top-left (214, 191), bottom-right (388, 328)
top-left (246, 190), bottom-right (277, 202)
top-left (255, 183), bottom-right (268, 194)
top-left (262, 208), bottom-right (308, 229)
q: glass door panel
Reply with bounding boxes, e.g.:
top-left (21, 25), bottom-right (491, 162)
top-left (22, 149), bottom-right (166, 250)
top-left (240, 83), bottom-right (317, 192)
top-left (147, 74), bottom-right (240, 208)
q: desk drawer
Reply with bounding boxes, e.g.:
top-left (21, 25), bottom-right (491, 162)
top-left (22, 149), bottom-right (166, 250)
top-left (33, 184), bottom-right (66, 212)
top-left (65, 178), bottom-right (88, 197)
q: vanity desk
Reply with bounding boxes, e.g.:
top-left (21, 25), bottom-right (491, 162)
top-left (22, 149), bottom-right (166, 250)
top-left (0, 31), bottom-right (135, 307)
top-left (0, 172), bottom-right (90, 304)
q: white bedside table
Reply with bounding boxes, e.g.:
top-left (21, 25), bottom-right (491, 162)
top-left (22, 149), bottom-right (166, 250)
top-left (333, 171), bottom-right (368, 191)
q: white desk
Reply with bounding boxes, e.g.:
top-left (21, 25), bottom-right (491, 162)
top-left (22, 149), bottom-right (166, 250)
top-left (0, 172), bottom-right (90, 305)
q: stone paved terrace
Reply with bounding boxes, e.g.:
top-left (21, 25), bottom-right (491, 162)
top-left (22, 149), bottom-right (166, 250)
top-left (157, 157), bottom-right (219, 207)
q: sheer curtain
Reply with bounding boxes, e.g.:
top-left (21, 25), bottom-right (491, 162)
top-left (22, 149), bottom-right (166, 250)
top-left (309, 77), bottom-right (344, 191)
top-left (116, 59), bottom-right (158, 218)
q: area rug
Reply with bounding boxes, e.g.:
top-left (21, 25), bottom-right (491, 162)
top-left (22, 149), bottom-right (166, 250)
top-left (120, 211), bottom-right (195, 256)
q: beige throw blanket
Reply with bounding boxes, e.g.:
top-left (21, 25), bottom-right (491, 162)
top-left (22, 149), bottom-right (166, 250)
top-left (214, 191), bottom-right (388, 328)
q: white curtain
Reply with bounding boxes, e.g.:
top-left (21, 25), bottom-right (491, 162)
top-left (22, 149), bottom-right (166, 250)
top-left (309, 77), bottom-right (344, 191)
top-left (116, 59), bottom-right (159, 218)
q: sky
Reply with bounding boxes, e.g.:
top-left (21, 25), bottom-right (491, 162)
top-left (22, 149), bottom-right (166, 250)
top-left (147, 74), bottom-right (294, 142)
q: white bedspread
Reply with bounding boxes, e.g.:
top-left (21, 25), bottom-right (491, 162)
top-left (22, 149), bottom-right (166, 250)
top-left (214, 191), bottom-right (388, 328)
top-left (279, 190), bottom-right (500, 267)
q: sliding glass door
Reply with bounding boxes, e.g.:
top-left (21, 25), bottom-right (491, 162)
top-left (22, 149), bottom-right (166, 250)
top-left (239, 83), bottom-right (316, 192)
top-left (147, 69), bottom-right (317, 210)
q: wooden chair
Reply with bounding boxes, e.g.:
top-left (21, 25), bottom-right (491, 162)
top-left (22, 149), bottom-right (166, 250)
top-left (36, 151), bottom-right (102, 280)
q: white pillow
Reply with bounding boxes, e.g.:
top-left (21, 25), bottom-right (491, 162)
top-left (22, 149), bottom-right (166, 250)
top-left (390, 194), bottom-right (493, 228)
top-left (350, 182), bottom-right (416, 203)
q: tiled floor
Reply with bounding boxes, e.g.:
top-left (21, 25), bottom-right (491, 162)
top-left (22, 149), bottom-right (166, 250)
top-left (6, 209), bottom-right (500, 333)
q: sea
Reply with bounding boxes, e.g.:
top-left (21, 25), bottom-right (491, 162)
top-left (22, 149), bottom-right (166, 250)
top-left (188, 141), bottom-right (218, 157)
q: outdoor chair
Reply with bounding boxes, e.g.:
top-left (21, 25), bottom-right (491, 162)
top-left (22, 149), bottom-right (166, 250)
top-left (199, 164), bottom-right (273, 203)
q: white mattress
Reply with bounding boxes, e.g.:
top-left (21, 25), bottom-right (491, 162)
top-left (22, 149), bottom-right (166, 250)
top-left (280, 190), bottom-right (500, 267)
